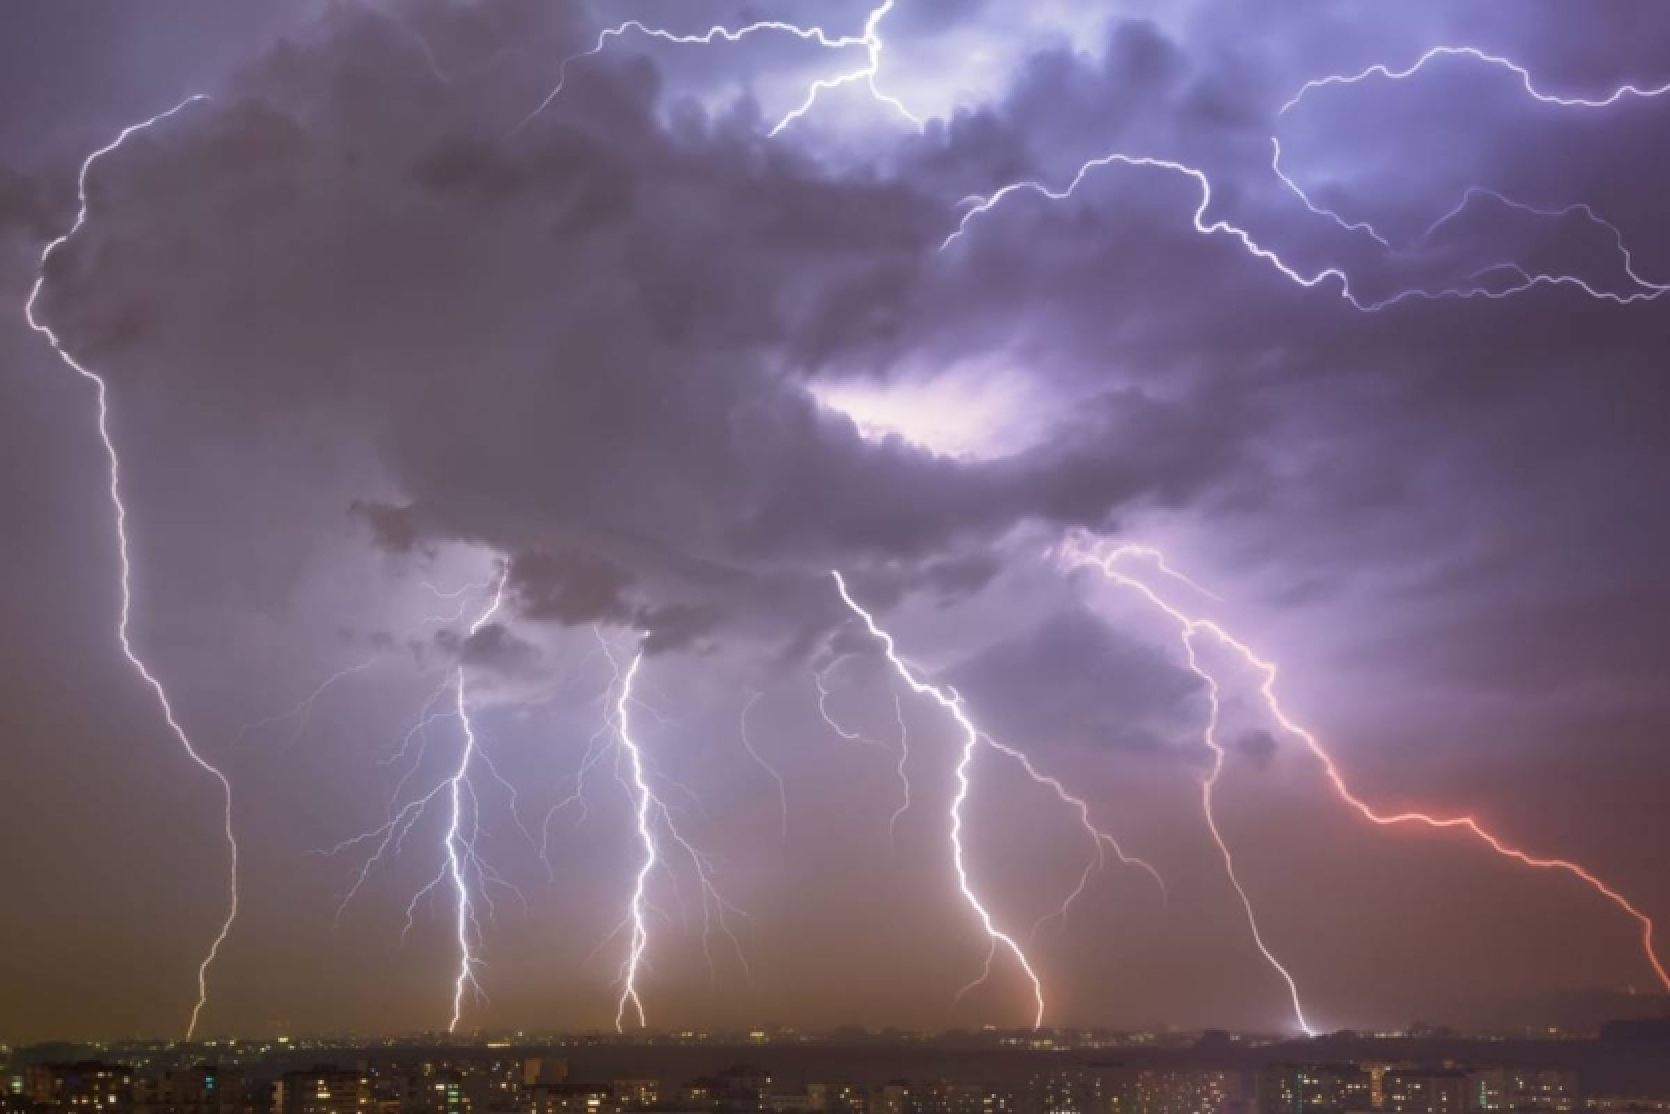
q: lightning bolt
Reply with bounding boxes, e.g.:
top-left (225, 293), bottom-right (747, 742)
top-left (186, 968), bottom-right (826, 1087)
top-left (229, 657), bottom-right (379, 750)
top-left (442, 566), bottom-right (509, 1031)
top-left (602, 641), bottom-right (655, 1031)
top-left (975, 730), bottom-right (1167, 943)
top-left (956, 41), bottom-right (1670, 310)
top-left (422, 575), bottom-right (494, 624)
top-left (816, 663), bottom-right (916, 851)
top-left (1272, 48), bottom-right (1670, 302)
top-left (1281, 45), bottom-right (1670, 116)
top-left (887, 687), bottom-right (913, 850)
top-left (24, 95), bottom-right (235, 1039)
top-left (946, 149), bottom-right (1670, 311)
top-left (1268, 136), bottom-right (1393, 249)
top-left (513, 1), bottom-right (918, 137)
top-left (594, 630), bottom-right (747, 1031)
top-left (739, 691), bottom-right (790, 846)
top-left (832, 570), bottom-right (1047, 1027)
top-left (319, 570), bottom-right (513, 1031)
top-left (945, 152), bottom-right (1373, 305)
top-left (1418, 187), bottom-right (1670, 301)
top-left (814, 660), bottom-right (889, 747)
top-left (1268, 136), bottom-right (1669, 301)
top-left (1066, 538), bottom-right (1670, 1018)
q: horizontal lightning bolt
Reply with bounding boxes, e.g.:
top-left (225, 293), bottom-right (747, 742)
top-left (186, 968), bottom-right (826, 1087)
top-left (945, 152), bottom-right (1371, 306)
top-left (961, 39), bottom-right (1670, 311)
top-left (1273, 49), bottom-right (1670, 302)
top-left (1281, 45), bottom-right (1670, 117)
top-left (513, 1), bottom-right (918, 137)
top-left (25, 95), bottom-right (235, 1040)
top-left (1420, 187), bottom-right (1670, 299)
top-left (1067, 538), bottom-right (1670, 1015)
top-left (952, 143), bottom-right (1669, 310)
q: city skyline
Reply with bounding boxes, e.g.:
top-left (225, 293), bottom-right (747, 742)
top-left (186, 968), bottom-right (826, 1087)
top-left (3, 1), bottom-right (1670, 1043)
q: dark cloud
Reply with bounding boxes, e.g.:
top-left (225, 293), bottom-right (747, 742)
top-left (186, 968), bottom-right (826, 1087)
top-left (510, 548), bottom-right (634, 625)
top-left (452, 621), bottom-right (541, 676)
top-left (28, 0), bottom-right (1281, 654)
top-left (349, 499), bottom-right (422, 555)
top-left (953, 608), bottom-right (1201, 757)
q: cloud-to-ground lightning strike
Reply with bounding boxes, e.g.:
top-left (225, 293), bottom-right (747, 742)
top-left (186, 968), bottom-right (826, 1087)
top-left (319, 573), bottom-right (520, 1031)
top-left (830, 576), bottom-right (1165, 1014)
top-left (602, 643), bottom-right (656, 1032)
top-left (25, 96), bottom-right (236, 1040)
top-left (514, 0), bottom-right (917, 138)
top-left (832, 571), bottom-right (1048, 1027)
top-left (1066, 539), bottom-right (1670, 1012)
top-left (441, 568), bottom-right (508, 1031)
top-left (594, 631), bottom-right (747, 1030)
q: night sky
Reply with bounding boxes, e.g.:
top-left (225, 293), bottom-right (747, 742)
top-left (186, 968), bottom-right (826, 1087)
top-left (3, 0), bottom-right (1669, 1043)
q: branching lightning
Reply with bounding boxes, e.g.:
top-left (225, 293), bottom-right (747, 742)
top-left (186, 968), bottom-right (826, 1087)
top-left (954, 43), bottom-right (1670, 310)
top-left (816, 664), bottom-right (917, 851)
top-left (740, 691), bottom-right (790, 846)
top-left (603, 642), bottom-right (656, 1031)
top-left (1273, 49), bottom-right (1670, 301)
top-left (978, 730), bottom-right (1166, 943)
top-left (320, 571), bottom-right (517, 1031)
top-left (832, 570), bottom-right (1047, 1027)
top-left (517, 8), bottom-right (1666, 311)
top-left (946, 149), bottom-right (1668, 310)
top-left (594, 630), bottom-right (746, 1031)
top-left (513, 0), bottom-right (918, 137)
top-left (887, 687), bottom-right (913, 850)
top-left (830, 574), bottom-right (1164, 1021)
top-left (814, 660), bottom-right (888, 747)
top-left (945, 152), bottom-right (1376, 305)
top-left (36, 14), bottom-right (1670, 1041)
top-left (442, 567), bottom-right (509, 1030)
top-left (1066, 538), bottom-right (1670, 1021)
top-left (25, 95), bottom-right (235, 1040)
top-left (1419, 187), bottom-right (1670, 301)
top-left (229, 657), bottom-right (379, 750)
top-left (1268, 136), bottom-right (1668, 301)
